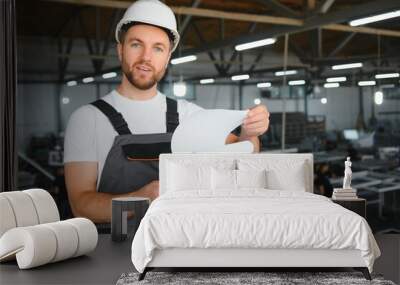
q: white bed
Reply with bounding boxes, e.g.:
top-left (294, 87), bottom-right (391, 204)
top-left (131, 153), bottom-right (380, 280)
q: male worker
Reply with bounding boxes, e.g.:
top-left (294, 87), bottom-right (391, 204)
top-left (64, 0), bottom-right (270, 224)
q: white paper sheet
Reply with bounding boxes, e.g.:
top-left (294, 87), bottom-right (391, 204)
top-left (171, 109), bottom-right (253, 153)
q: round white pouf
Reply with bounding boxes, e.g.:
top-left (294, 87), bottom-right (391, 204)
top-left (0, 192), bottom-right (39, 227)
top-left (0, 196), bottom-right (17, 238)
top-left (0, 226), bottom-right (57, 269)
top-left (23, 189), bottom-right (60, 224)
top-left (42, 221), bottom-right (79, 262)
top-left (65, 218), bottom-right (98, 257)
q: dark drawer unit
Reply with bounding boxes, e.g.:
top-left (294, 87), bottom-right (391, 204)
top-left (332, 198), bottom-right (366, 219)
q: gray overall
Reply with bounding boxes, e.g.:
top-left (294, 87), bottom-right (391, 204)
top-left (91, 97), bottom-right (179, 195)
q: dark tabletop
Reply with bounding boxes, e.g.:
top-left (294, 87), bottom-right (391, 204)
top-left (0, 234), bottom-right (134, 285)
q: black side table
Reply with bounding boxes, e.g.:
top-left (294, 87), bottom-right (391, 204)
top-left (111, 197), bottom-right (150, 242)
top-left (332, 198), bottom-right (366, 218)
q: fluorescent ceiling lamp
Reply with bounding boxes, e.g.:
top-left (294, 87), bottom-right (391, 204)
top-left (288, 80), bottom-right (305, 86)
top-left (358, 80), bottom-right (376, 86)
top-left (235, 38), bottom-right (276, 51)
top-left (350, 10), bottom-right (400, 26)
top-left (374, 91), bottom-right (383, 105)
top-left (62, 97), bottom-right (70, 104)
top-left (375, 73), bottom-right (399, 79)
top-left (326, 76), bottom-right (346, 82)
top-left (324, 82), bottom-right (340, 88)
top-left (321, 97), bottom-right (327, 104)
top-left (102, 72), bottom-right (117, 79)
top-left (332, 62), bottom-right (362, 70)
top-left (200, 78), bottom-right (215, 84)
top-left (257, 82), bottom-right (271, 88)
top-left (254, 98), bottom-right (261, 105)
top-left (173, 82), bottom-right (187, 97)
top-left (231, 74), bottom-right (250, 81)
top-left (275, 70), bottom-right (297, 76)
top-left (171, 55), bottom-right (197, 65)
top-left (82, 77), bottom-right (94, 83)
top-left (66, 80), bottom-right (77, 87)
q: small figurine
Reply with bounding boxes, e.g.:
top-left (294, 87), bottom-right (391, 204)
top-left (343, 157), bottom-right (352, 189)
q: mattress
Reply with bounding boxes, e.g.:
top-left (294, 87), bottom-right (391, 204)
top-left (131, 190), bottom-right (380, 273)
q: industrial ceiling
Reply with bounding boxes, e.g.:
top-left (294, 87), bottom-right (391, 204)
top-left (17, 0), bottom-right (400, 87)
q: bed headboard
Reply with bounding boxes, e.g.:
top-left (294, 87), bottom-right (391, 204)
top-left (159, 153), bottom-right (314, 194)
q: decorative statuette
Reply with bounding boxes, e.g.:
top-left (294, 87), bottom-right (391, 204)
top-left (343, 157), bottom-right (352, 189)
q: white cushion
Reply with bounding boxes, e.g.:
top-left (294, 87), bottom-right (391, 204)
top-left (236, 169), bottom-right (267, 189)
top-left (237, 158), bottom-right (307, 191)
top-left (211, 168), bottom-right (237, 190)
top-left (166, 159), bottom-right (235, 192)
top-left (266, 168), bottom-right (306, 191)
top-left (167, 163), bottom-right (211, 191)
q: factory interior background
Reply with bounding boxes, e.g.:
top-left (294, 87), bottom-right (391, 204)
top-left (14, 0), bottom-right (400, 236)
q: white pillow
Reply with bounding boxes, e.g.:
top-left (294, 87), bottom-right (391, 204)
top-left (237, 158), bottom-right (307, 191)
top-left (166, 159), bottom-right (236, 192)
top-left (266, 168), bottom-right (306, 191)
top-left (236, 169), bottom-right (267, 189)
top-left (167, 162), bottom-right (211, 191)
top-left (211, 168), bottom-right (237, 190)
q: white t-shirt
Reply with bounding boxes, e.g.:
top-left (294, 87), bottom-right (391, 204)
top-left (64, 90), bottom-right (203, 186)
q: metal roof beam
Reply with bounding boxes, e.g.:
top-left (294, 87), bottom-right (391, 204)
top-left (176, 0), bottom-right (400, 57)
top-left (253, 0), bottom-right (302, 19)
top-left (328, 32), bottom-right (356, 57)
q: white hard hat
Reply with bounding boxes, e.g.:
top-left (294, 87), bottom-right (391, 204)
top-left (115, 0), bottom-right (180, 52)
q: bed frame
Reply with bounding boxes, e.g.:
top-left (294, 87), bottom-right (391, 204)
top-left (139, 248), bottom-right (370, 280)
top-left (138, 153), bottom-right (372, 281)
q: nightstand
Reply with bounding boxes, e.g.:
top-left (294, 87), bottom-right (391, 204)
top-left (332, 198), bottom-right (366, 218)
top-left (111, 197), bottom-right (150, 242)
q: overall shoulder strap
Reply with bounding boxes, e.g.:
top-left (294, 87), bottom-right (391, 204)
top-left (91, 100), bottom-right (131, 135)
top-left (165, 97), bottom-right (179, 132)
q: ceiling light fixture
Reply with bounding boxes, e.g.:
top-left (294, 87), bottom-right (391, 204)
top-left (171, 55), bottom-right (197, 65)
top-left (324, 82), bottom-right (340, 88)
top-left (358, 80), bottom-right (376, 86)
top-left (275, 70), bottom-right (297, 76)
top-left (102, 72), bottom-right (117, 79)
top-left (82, 77), bottom-right (94, 83)
top-left (375, 73), bottom-right (399, 79)
top-left (200, 78), bottom-right (215, 84)
top-left (231, 74), bottom-right (250, 81)
top-left (257, 82), bottom-right (271, 88)
top-left (374, 91), bottom-right (383, 105)
top-left (326, 76), bottom-right (347, 82)
top-left (288, 80), bottom-right (306, 86)
top-left (332, 62), bottom-right (363, 70)
top-left (66, 80), bottom-right (77, 87)
top-left (235, 38), bottom-right (276, 51)
top-left (173, 82), bottom-right (187, 97)
top-left (350, 10), bottom-right (400, 26)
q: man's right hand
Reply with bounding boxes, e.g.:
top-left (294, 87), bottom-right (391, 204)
top-left (134, 180), bottom-right (159, 201)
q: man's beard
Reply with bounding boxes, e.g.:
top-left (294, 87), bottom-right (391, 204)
top-left (122, 60), bottom-right (166, 90)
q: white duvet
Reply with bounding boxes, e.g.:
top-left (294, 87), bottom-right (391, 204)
top-left (131, 190), bottom-right (380, 273)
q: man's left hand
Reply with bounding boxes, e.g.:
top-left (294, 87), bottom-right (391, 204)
top-left (240, 104), bottom-right (270, 140)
